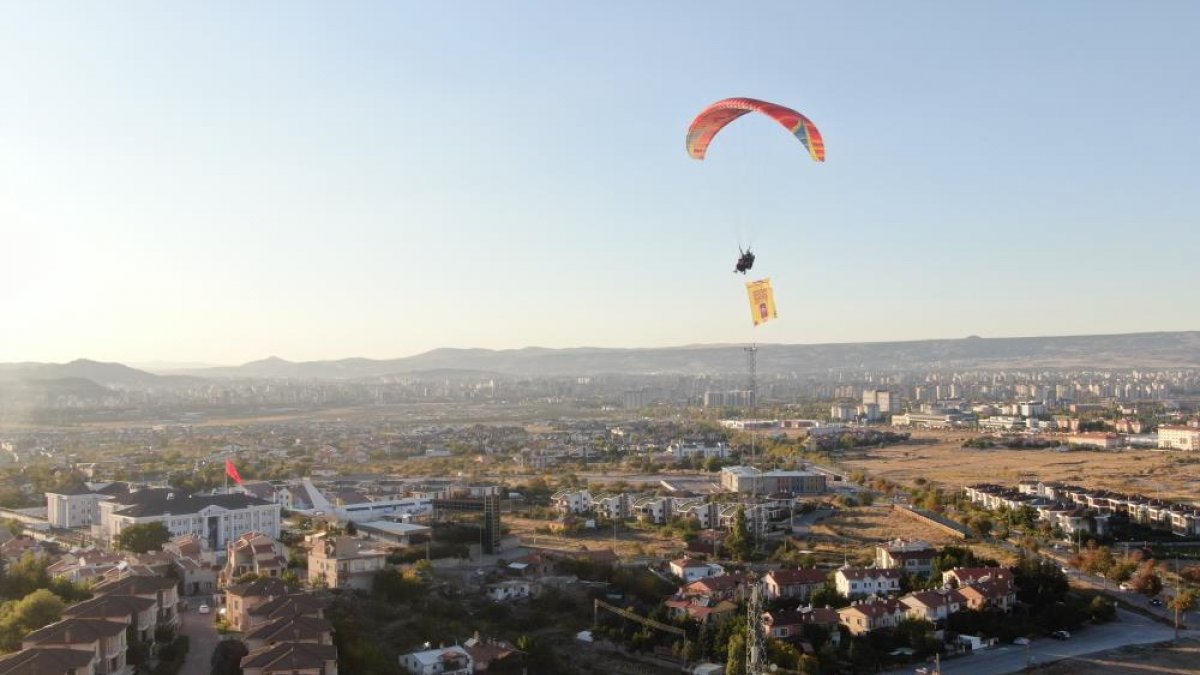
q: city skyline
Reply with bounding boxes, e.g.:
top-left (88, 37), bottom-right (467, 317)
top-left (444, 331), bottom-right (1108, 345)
top-left (3, 2), bottom-right (1198, 364)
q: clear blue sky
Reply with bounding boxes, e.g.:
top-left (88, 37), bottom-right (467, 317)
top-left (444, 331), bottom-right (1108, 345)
top-left (2, 2), bottom-right (1197, 364)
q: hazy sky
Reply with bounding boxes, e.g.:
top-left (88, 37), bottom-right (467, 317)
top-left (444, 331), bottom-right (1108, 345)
top-left (2, 2), bottom-right (1197, 365)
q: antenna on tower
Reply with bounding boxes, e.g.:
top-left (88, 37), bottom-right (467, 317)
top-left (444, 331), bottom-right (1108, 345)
top-left (746, 574), bottom-right (766, 675)
top-left (745, 344), bottom-right (758, 465)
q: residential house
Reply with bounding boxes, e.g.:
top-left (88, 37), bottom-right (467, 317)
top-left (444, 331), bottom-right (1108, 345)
top-left (762, 610), bottom-right (809, 641)
top-left (664, 596), bottom-right (739, 624)
top-left (669, 558), bottom-right (725, 583)
top-left (677, 574), bottom-right (747, 603)
top-left (0, 648), bottom-right (96, 675)
top-left (550, 490), bottom-right (592, 514)
top-left (244, 615), bottom-right (335, 652)
top-left (221, 531), bottom-right (290, 587)
top-left (956, 579), bottom-right (1018, 612)
top-left (62, 594), bottom-right (158, 646)
top-left (876, 540), bottom-right (938, 577)
top-left (22, 618), bottom-right (130, 675)
top-left (763, 607), bottom-right (841, 642)
top-left (90, 575), bottom-right (180, 632)
top-left (241, 642), bottom-right (338, 675)
top-left (463, 635), bottom-right (520, 674)
top-left (47, 550), bottom-right (123, 585)
top-left (942, 567), bottom-right (1013, 588)
top-left (399, 646), bottom-right (473, 675)
top-left (763, 568), bottom-right (828, 601)
top-left (837, 598), bottom-right (906, 636)
top-left (245, 594), bottom-right (325, 631)
top-left (307, 536), bottom-right (387, 590)
top-left (834, 567), bottom-right (902, 598)
top-left (1, 537), bottom-right (49, 566)
top-left (900, 589), bottom-right (967, 623)
top-left (225, 578), bottom-right (291, 632)
top-left (486, 580), bottom-right (532, 603)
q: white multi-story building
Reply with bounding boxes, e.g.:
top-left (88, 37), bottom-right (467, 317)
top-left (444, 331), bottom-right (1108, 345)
top-left (95, 489), bottom-right (280, 551)
top-left (720, 467), bottom-right (826, 495)
top-left (834, 567), bottom-right (903, 598)
top-left (863, 390), bottom-right (897, 414)
top-left (45, 482), bottom-right (129, 529)
top-left (1159, 425), bottom-right (1200, 451)
top-left (667, 443), bottom-right (731, 460)
top-left (550, 490), bottom-right (592, 514)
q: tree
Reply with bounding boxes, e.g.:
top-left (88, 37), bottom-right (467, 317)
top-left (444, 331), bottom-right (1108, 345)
top-left (0, 589), bottom-right (66, 651)
top-left (115, 522), bottom-right (171, 553)
top-left (211, 639), bottom-right (248, 675)
top-left (1169, 588), bottom-right (1197, 639)
top-left (725, 632), bottom-right (747, 675)
top-left (969, 515), bottom-right (994, 538)
top-left (1089, 596), bottom-right (1116, 623)
top-left (1130, 561), bottom-right (1163, 596)
top-left (727, 506), bottom-right (752, 562)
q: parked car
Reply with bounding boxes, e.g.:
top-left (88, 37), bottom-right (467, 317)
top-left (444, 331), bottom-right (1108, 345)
top-left (1050, 630), bottom-right (1070, 640)
top-left (1119, 582), bottom-right (1131, 591)
top-left (1013, 637), bottom-right (1030, 645)
top-left (198, 604), bottom-right (210, 614)
top-left (1150, 597), bottom-right (1163, 607)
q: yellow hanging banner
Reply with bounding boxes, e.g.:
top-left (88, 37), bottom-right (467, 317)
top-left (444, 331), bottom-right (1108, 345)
top-left (745, 278), bottom-right (778, 326)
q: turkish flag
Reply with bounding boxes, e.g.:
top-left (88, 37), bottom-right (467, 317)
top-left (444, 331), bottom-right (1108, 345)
top-left (225, 459), bottom-right (244, 485)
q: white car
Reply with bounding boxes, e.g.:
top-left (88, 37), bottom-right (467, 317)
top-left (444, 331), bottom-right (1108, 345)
top-left (198, 604), bottom-right (210, 614)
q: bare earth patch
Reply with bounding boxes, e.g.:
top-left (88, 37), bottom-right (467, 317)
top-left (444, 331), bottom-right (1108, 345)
top-left (1036, 639), bottom-right (1200, 674)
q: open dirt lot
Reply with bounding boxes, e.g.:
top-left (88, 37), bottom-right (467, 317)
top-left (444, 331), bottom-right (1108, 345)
top-left (505, 516), bottom-right (680, 558)
top-left (799, 505), bottom-right (1017, 567)
top-left (1036, 639), bottom-right (1200, 674)
top-left (839, 430), bottom-right (1198, 500)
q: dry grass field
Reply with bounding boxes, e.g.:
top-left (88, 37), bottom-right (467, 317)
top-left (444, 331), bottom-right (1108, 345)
top-left (797, 505), bottom-right (1017, 567)
top-left (838, 430), bottom-right (1199, 500)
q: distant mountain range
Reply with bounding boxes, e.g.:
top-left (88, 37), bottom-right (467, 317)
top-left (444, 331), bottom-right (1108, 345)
top-left (0, 359), bottom-right (196, 388)
top-left (3, 331), bottom-right (1199, 386)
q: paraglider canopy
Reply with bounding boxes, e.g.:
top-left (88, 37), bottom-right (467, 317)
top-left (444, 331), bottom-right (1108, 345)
top-left (686, 97), bottom-right (825, 162)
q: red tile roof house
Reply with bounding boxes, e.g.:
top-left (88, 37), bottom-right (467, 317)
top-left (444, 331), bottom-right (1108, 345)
top-left (900, 589), bottom-right (967, 623)
top-left (941, 567), bottom-right (1013, 587)
top-left (837, 598), bottom-right (907, 636)
top-left (664, 597), bottom-right (739, 624)
top-left (676, 574), bottom-right (748, 603)
top-left (956, 578), bottom-right (1018, 612)
top-left (763, 568), bottom-right (828, 601)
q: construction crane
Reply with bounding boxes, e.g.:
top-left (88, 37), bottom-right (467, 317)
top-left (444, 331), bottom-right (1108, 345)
top-left (593, 599), bottom-right (687, 638)
top-left (593, 599), bottom-right (691, 664)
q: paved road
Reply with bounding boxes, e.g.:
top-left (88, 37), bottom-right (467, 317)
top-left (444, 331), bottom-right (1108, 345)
top-left (888, 610), bottom-right (1187, 675)
top-left (179, 599), bottom-right (220, 675)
